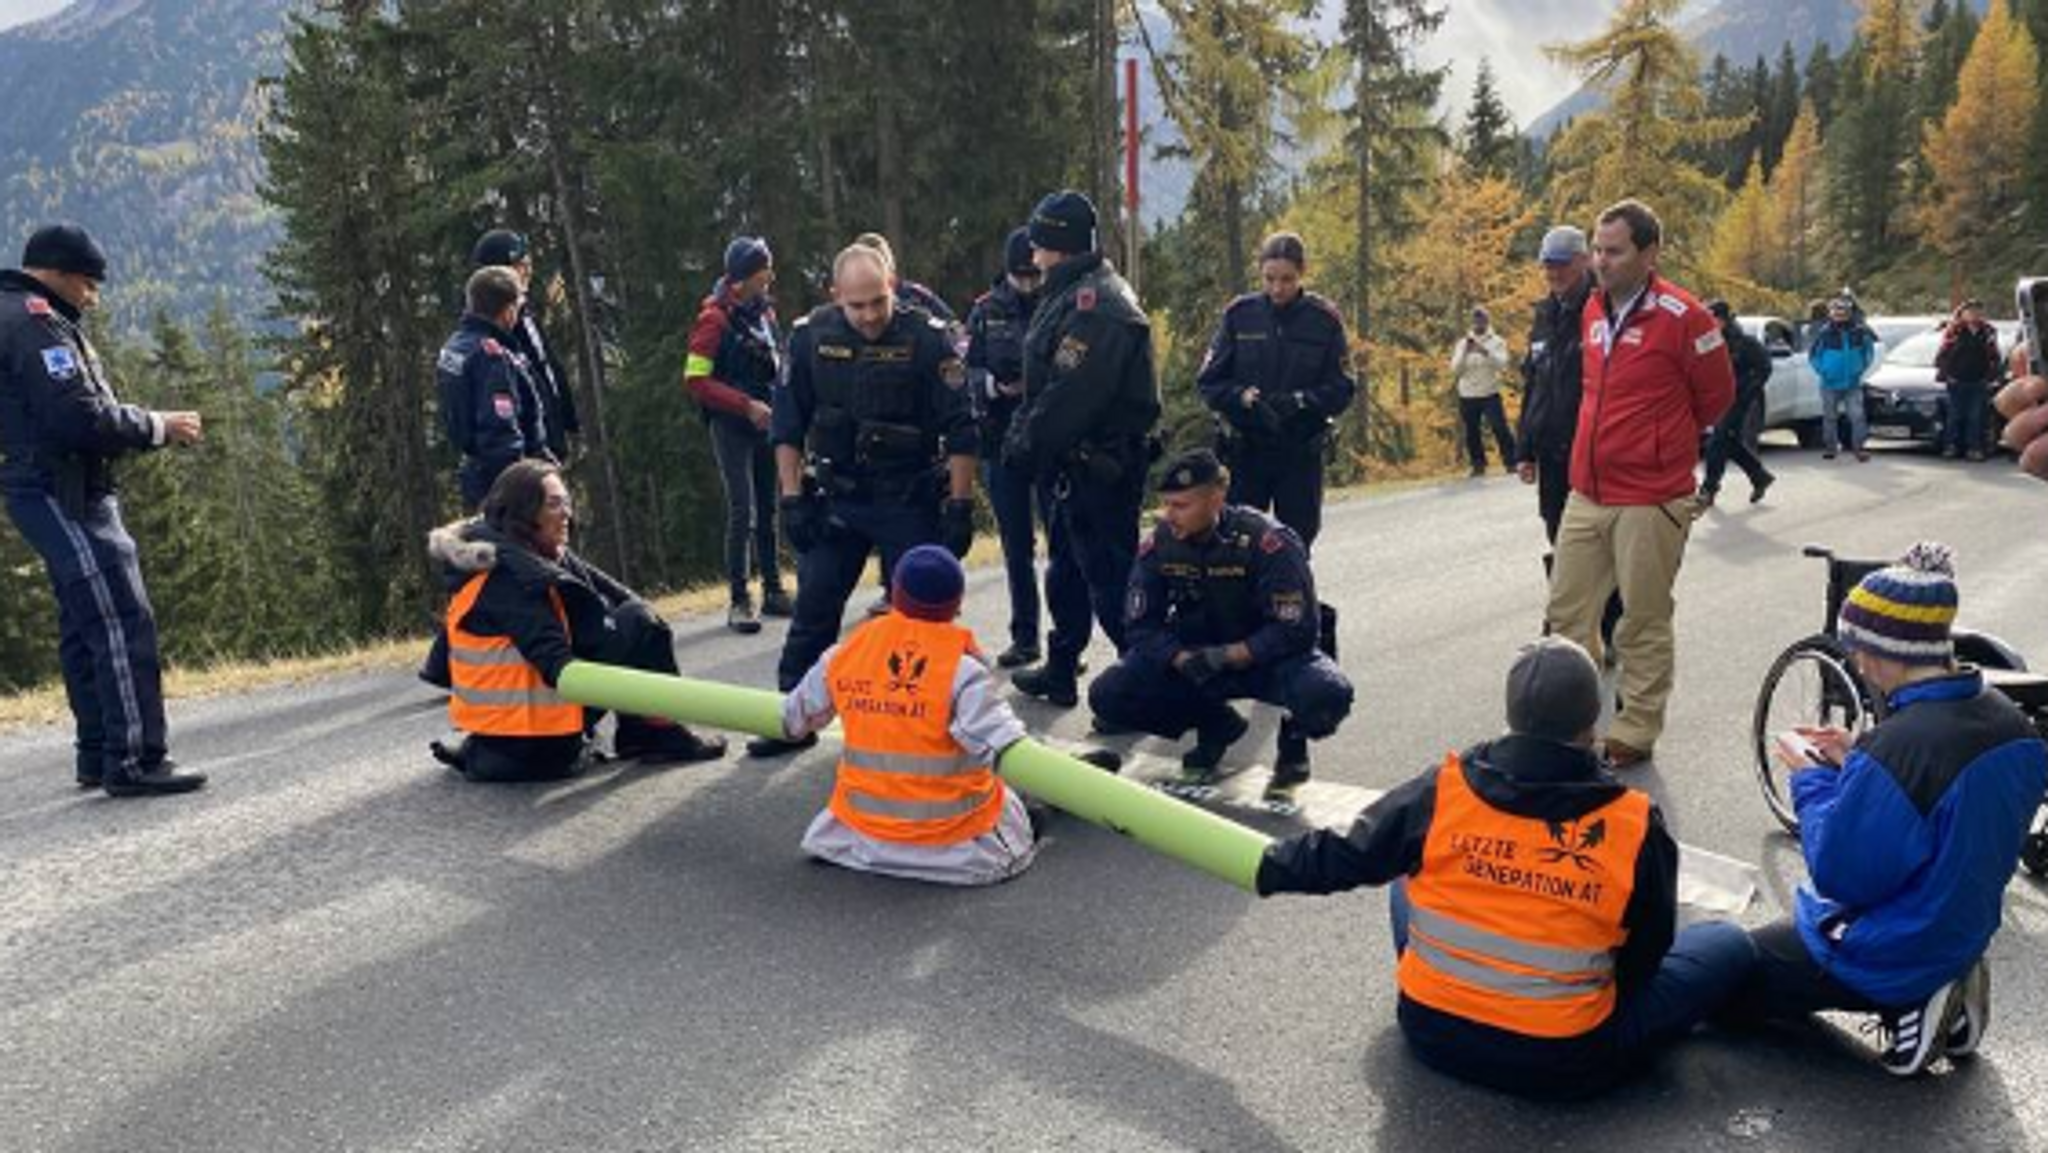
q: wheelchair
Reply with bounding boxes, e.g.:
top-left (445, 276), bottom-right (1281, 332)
top-left (1750, 545), bottom-right (2048, 876)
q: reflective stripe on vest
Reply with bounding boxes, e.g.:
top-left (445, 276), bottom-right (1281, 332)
top-left (826, 614), bottom-right (1005, 846)
top-left (446, 570), bottom-right (584, 738)
top-left (1395, 751), bottom-right (1651, 1039)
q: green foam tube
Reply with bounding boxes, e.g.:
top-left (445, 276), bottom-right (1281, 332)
top-left (554, 659), bottom-right (1274, 892)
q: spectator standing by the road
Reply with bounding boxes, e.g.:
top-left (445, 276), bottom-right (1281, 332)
top-left (1543, 199), bottom-right (1733, 769)
top-left (685, 236), bottom-right (792, 634)
top-left (1809, 296), bottom-right (1876, 462)
top-left (1450, 306), bottom-right (1515, 477)
top-left (0, 224), bottom-right (209, 796)
top-left (1256, 638), bottom-right (1754, 1099)
top-left (1934, 299), bottom-right (2000, 462)
top-left (1731, 543), bottom-right (2047, 1076)
top-left (1698, 300), bottom-right (1776, 506)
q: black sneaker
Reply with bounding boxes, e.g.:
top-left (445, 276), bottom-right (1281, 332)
top-left (1877, 979), bottom-right (1960, 1077)
top-left (996, 643), bottom-right (1042, 669)
top-left (102, 760), bottom-right (208, 797)
top-left (1181, 708), bottom-right (1250, 780)
top-left (1012, 664), bottom-right (1079, 708)
top-left (617, 724), bottom-right (728, 766)
top-left (727, 598), bottom-right (762, 635)
top-left (1946, 960), bottom-right (1990, 1059)
top-left (746, 733), bottom-right (817, 758)
top-left (759, 586), bottom-right (795, 618)
top-left (1750, 474), bottom-right (1775, 504)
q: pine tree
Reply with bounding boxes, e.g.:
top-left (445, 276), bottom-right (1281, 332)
top-left (1767, 100), bottom-right (1826, 290)
top-left (1918, 0), bottom-right (1982, 128)
top-left (1762, 44), bottom-right (1802, 176)
top-left (1825, 2), bottom-right (1923, 273)
top-left (1338, 0), bottom-right (1446, 347)
top-left (1459, 58), bottom-right (1519, 178)
top-left (1804, 40), bottom-right (1841, 130)
top-left (1920, 0), bottom-right (2040, 268)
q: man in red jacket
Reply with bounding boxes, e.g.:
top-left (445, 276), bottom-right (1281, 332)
top-left (1543, 200), bottom-right (1733, 768)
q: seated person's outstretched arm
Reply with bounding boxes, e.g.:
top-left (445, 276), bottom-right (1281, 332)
top-left (1258, 769), bottom-right (1437, 896)
top-left (949, 656), bottom-right (1029, 763)
top-left (781, 646), bottom-right (841, 741)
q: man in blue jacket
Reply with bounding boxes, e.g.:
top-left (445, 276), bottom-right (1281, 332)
top-left (1735, 542), bottom-right (2048, 1076)
top-left (1808, 296), bottom-right (1877, 462)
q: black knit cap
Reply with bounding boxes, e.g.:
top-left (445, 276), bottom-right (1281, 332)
top-left (1158, 448), bottom-right (1226, 493)
top-left (23, 224), bottom-right (107, 281)
top-left (1004, 226), bottom-right (1036, 275)
top-left (1028, 190), bottom-right (1098, 255)
top-left (471, 229), bottom-right (529, 268)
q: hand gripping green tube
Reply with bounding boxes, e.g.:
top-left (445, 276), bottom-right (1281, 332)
top-left (554, 660), bottom-right (1274, 891)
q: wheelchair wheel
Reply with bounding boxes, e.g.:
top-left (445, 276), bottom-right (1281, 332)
top-left (1752, 635), bottom-right (1881, 834)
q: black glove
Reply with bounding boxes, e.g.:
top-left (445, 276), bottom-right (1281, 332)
top-left (941, 498), bottom-right (975, 558)
top-left (1177, 645), bottom-right (1231, 686)
top-left (1248, 399), bottom-right (1284, 437)
top-left (780, 494), bottom-right (825, 553)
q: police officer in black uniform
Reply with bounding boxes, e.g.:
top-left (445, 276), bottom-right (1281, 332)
top-left (1088, 449), bottom-right (1353, 799)
top-left (1006, 190), bottom-right (1161, 708)
top-left (0, 225), bottom-right (208, 795)
top-left (749, 243), bottom-right (979, 757)
top-left (967, 226), bottom-right (1051, 668)
top-left (1195, 231), bottom-right (1356, 549)
top-left (473, 229), bottom-right (580, 461)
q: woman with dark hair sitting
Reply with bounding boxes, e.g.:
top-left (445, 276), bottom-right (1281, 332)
top-left (427, 459), bottom-right (727, 781)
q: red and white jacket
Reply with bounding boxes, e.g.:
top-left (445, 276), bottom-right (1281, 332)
top-left (1571, 274), bottom-right (1735, 506)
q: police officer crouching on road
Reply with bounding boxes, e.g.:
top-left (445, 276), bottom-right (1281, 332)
top-left (1006, 190), bottom-right (1161, 709)
top-left (0, 224), bottom-right (207, 795)
top-left (1196, 231), bottom-right (1356, 550)
top-left (750, 243), bottom-right (980, 758)
top-left (1086, 449), bottom-right (1352, 800)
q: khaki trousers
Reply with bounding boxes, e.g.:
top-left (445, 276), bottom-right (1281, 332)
top-left (1544, 492), bottom-right (1694, 750)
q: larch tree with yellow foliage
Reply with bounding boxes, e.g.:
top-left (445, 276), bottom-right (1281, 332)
top-left (1920, 0), bottom-right (2040, 265)
top-left (1706, 158), bottom-right (1778, 297)
top-left (1767, 101), bottom-right (1825, 290)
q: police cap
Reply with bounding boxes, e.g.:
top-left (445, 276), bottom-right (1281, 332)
top-left (472, 228), bottom-right (529, 268)
top-left (1158, 448), bottom-right (1227, 493)
top-left (23, 224), bottom-right (107, 281)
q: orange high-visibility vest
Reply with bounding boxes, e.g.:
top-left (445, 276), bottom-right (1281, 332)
top-left (826, 614), bottom-right (1005, 845)
top-left (1396, 751), bottom-right (1651, 1039)
top-left (446, 571), bottom-right (584, 738)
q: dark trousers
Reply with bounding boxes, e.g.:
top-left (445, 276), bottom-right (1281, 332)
top-left (984, 461), bottom-right (1052, 650)
top-left (1535, 451), bottom-right (1621, 649)
top-left (1044, 465), bottom-right (1145, 671)
top-left (6, 491), bottom-right (169, 778)
top-left (1227, 439), bottom-right (1326, 549)
top-left (776, 498), bottom-right (940, 690)
top-left (1944, 379), bottom-right (1991, 456)
top-left (707, 416), bottom-right (782, 598)
top-left (1716, 919), bottom-right (1884, 1024)
top-left (1389, 882), bottom-right (1759, 1099)
top-left (1088, 650), bottom-right (1354, 742)
top-left (1702, 386), bottom-right (1772, 493)
top-left (1459, 395), bottom-right (1516, 472)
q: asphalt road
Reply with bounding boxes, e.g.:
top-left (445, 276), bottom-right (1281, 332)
top-left (4, 444), bottom-right (2046, 1152)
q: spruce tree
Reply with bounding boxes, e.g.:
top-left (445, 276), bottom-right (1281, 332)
top-left (1458, 58), bottom-right (1519, 179)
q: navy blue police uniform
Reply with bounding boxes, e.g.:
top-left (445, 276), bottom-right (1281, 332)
top-left (438, 314), bottom-right (548, 508)
top-left (1088, 499), bottom-right (1354, 782)
top-left (966, 271), bottom-right (1058, 659)
top-left (0, 266), bottom-right (178, 788)
top-left (1195, 290), bottom-right (1356, 548)
top-left (771, 304), bottom-right (977, 691)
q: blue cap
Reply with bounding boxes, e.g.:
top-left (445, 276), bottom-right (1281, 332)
top-left (1028, 190), bottom-right (1098, 255)
top-left (891, 545), bottom-right (966, 621)
top-left (724, 236), bottom-right (772, 282)
top-left (1004, 226), bottom-right (1035, 275)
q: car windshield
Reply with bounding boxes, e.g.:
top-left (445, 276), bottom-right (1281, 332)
top-left (1884, 330), bottom-right (1942, 369)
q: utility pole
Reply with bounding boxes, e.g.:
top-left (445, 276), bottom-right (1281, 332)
top-left (1125, 55), bottom-right (1142, 293)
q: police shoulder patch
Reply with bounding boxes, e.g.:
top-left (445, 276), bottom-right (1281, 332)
top-left (437, 347), bottom-right (469, 375)
top-left (480, 337), bottom-right (506, 357)
top-left (1260, 529), bottom-right (1286, 555)
top-left (1076, 286), bottom-right (1097, 311)
top-left (24, 296), bottom-right (53, 318)
top-left (40, 345), bottom-right (79, 381)
top-left (1054, 335), bottom-right (1089, 372)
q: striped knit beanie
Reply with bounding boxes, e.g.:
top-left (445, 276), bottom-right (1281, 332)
top-left (1838, 542), bottom-right (1958, 667)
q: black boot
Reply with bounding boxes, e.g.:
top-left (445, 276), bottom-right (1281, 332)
top-left (759, 585), bottom-right (795, 618)
top-left (1181, 707), bottom-right (1249, 782)
top-left (746, 732), bottom-right (818, 758)
top-left (1012, 661), bottom-right (1079, 708)
top-left (616, 720), bottom-right (728, 766)
top-left (1267, 722), bottom-right (1311, 800)
top-left (101, 758), bottom-right (208, 797)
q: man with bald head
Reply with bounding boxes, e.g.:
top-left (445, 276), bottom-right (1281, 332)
top-left (749, 243), bottom-right (980, 757)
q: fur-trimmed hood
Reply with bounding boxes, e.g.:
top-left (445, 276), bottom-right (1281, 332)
top-left (427, 518), bottom-right (501, 575)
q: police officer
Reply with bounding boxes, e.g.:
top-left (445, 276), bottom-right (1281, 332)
top-left (1006, 190), bottom-right (1161, 709)
top-left (439, 265), bottom-right (551, 509)
top-left (749, 243), bottom-right (979, 757)
top-left (473, 229), bottom-right (580, 460)
top-left (1195, 231), bottom-right (1355, 549)
top-left (1087, 449), bottom-right (1353, 800)
top-left (966, 226), bottom-right (1049, 668)
top-left (0, 224), bottom-right (208, 795)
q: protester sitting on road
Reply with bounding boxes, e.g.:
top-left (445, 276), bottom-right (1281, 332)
top-left (1255, 637), bottom-right (1754, 1099)
top-left (1809, 296), bottom-right (1877, 462)
top-left (777, 545), bottom-right (1061, 885)
top-left (427, 460), bottom-right (727, 782)
top-left (1725, 543), bottom-right (2047, 1077)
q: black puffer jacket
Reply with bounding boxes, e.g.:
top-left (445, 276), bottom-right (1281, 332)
top-left (427, 519), bottom-right (657, 685)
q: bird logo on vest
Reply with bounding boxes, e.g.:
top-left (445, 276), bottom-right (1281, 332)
top-left (1538, 817), bottom-right (1607, 873)
top-left (886, 647), bottom-right (930, 695)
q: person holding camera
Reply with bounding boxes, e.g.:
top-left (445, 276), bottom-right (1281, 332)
top-left (1935, 299), bottom-right (2000, 462)
top-left (1451, 306), bottom-right (1515, 477)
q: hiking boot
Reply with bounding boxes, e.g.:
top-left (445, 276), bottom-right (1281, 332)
top-left (727, 597), bottom-right (762, 635)
top-left (1877, 979), bottom-right (1961, 1077)
top-left (1601, 739), bottom-right (1653, 769)
top-left (1181, 708), bottom-right (1250, 781)
top-left (1945, 960), bottom-right (1991, 1059)
top-left (102, 759), bottom-right (208, 797)
top-left (759, 586), bottom-right (795, 618)
top-left (616, 723), bottom-right (728, 766)
top-left (745, 733), bottom-right (818, 759)
top-left (1012, 663), bottom-right (1079, 708)
top-left (1750, 473), bottom-right (1775, 504)
top-left (996, 643), bottom-right (1042, 669)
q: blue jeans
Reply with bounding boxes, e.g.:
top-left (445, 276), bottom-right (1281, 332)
top-left (1821, 388), bottom-right (1866, 454)
top-left (1388, 881), bottom-right (1757, 1097)
top-left (1944, 379), bottom-right (1990, 456)
top-left (983, 461), bottom-right (1051, 650)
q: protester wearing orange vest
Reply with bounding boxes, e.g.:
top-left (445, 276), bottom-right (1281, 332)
top-left (428, 460), bottom-right (726, 781)
top-left (778, 545), bottom-right (1045, 884)
top-left (1256, 638), bottom-right (1754, 1098)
